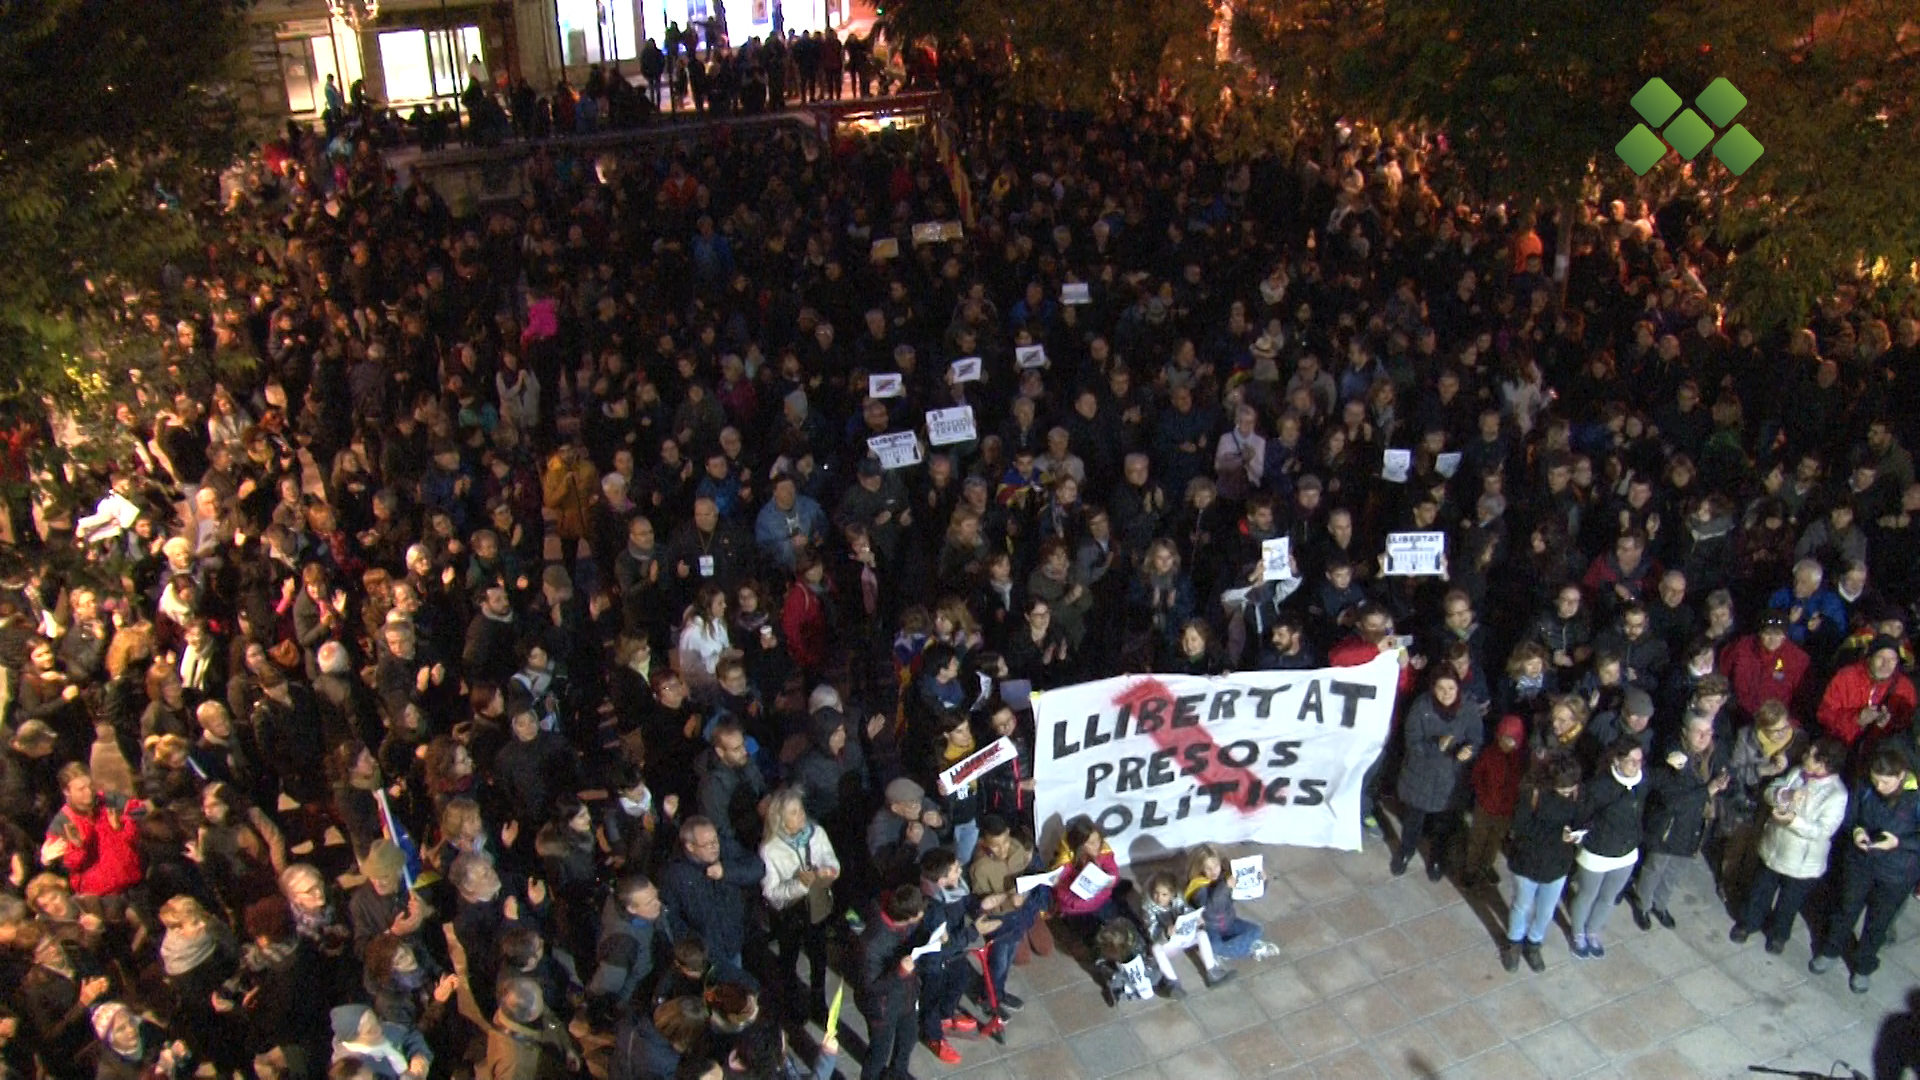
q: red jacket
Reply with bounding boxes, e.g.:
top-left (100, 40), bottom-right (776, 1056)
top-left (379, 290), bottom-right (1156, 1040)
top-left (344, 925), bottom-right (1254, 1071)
top-left (781, 581), bottom-right (831, 672)
top-left (1817, 661), bottom-right (1917, 747)
top-left (1721, 634), bottom-right (1812, 718)
top-left (46, 797), bottom-right (146, 896)
top-left (1050, 842), bottom-right (1120, 917)
top-left (1471, 716), bottom-right (1528, 817)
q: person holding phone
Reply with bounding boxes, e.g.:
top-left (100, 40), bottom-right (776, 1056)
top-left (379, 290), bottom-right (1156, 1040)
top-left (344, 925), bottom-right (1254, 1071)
top-left (1566, 738), bottom-right (1650, 959)
top-left (1730, 737), bottom-right (1848, 954)
top-left (1808, 747), bottom-right (1920, 993)
top-left (1500, 752), bottom-right (1582, 972)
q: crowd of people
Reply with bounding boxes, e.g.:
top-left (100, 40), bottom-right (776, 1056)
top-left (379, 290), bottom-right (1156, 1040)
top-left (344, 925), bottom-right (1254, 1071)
top-left (3, 42), bottom-right (1920, 1080)
top-left (321, 23), bottom-right (966, 154)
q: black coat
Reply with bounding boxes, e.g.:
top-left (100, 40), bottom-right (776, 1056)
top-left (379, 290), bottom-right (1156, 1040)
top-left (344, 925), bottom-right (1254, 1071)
top-left (660, 842), bottom-right (764, 964)
top-left (1507, 784), bottom-right (1580, 882)
top-left (1641, 743), bottom-right (1729, 857)
top-left (852, 908), bottom-right (919, 1026)
top-left (1574, 768), bottom-right (1650, 860)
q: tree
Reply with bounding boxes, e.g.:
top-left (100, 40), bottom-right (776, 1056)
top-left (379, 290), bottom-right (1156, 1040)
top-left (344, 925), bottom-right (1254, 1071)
top-left (0, 0), bottom-right (253, 407)
top-left (884, 0), bottom-right (1920, 329)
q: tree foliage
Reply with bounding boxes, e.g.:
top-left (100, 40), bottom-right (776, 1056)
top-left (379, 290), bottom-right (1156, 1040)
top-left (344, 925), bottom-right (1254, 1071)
top-left (884, 0), bottom-right (1920, 328)
top-left (0, 0), bottom-right (253, 405)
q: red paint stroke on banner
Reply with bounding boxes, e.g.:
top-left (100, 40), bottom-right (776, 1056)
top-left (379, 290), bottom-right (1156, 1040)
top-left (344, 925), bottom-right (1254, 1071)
top-left (1110, 676), bottom-right (1272, 816)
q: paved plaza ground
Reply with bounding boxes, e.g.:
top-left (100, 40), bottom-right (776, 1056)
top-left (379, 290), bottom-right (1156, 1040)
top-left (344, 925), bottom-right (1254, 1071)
top-left (824, 837), bottom-right (1920, 1080)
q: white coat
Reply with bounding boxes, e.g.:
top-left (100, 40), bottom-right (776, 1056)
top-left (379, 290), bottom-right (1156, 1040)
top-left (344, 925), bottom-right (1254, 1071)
top-left (1756, 768), bottom-right (1848, 880)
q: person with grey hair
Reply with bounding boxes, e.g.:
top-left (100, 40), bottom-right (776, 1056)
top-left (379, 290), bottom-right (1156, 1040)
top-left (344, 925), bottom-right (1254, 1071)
top-left (661, 816), bottom-right (763, 971)
top-left (1767, 557), bottom-right (1846, 654)
top-left (1628, 711), bottom-right (1730, 932)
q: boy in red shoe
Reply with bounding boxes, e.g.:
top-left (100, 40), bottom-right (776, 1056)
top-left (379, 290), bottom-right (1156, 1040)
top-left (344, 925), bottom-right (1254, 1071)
top-left (914, 848), bottom-right (999, 1064)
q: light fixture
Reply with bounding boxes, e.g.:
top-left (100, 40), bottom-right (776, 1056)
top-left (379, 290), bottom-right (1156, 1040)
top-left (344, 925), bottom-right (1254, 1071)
top-left (326, 0), bottom-right (381, 26)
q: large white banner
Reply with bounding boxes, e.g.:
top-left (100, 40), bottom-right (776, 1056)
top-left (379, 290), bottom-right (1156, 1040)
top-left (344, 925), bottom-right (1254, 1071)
top-left (1033, 657), bottom-right (1399, 864)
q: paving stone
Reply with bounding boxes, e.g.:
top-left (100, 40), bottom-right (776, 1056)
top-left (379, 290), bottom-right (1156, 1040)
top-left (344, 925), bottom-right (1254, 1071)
top-left (1246, 964), bottom-right (1322, 1020)
top-left (1383, 961), bottom-right (1470, 1020)
top-left (1280, 1002), bottom-right (1361, 1061)
top-left (1331, 982), bottom-right (1412, 1039)
top-left (1436, 1044), bottom-right (1546, 1080)
top-left (1191, 976), bottom-right (1276, 1034)
top-left (1473, 980), bottom-right (1562, 1041)
top-left (1215, 1021), bottom-right (1302, 1076)
top-left (1350, 927), bottom-right (1423, 979)
top-left (1514, 1021), bottom-right (1608, 1077)
top-left (1423, 1003), bottom-right (1505, 1060)
top-left (1300, 944), bottom-right (1378, 999)
top-left (1124, 1000), bottom-right (1209, 1056)
top-left (1308, 1044), bottom-right (1390, 1079)
top-left (1364, 1020), bottom-right (1458, 1080)
top-left (1067, 1025), bottom-right (1149, 1079)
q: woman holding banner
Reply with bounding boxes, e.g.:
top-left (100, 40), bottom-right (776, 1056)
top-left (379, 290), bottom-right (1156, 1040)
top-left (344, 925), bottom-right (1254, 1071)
top-left (1391, 670), bottom-right (1486, 880)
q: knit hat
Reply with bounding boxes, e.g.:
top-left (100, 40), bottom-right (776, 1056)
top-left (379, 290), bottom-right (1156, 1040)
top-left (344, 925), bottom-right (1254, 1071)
top-left (1760, 610), bottom-right (1790, 632)
top-left (809, 685), bottom-right (844, 714)
top-left (1496, 715), bottom-right (1526, 743)
top-left (1868, 634), bottom-right (1902, 660)
top-left (885, 777), bottom-right (925, 806)
top-left (91, 1002), bottom-right (135, 1045)
top-left (1623, 687), bottom-right (1655, 718)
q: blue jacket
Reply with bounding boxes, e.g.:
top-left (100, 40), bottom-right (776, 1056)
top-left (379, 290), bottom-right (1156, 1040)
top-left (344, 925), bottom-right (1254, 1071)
top-left (1767, 586), bottom-right (1847, 652)
top-left (754, 495), bottom-right (829, 571)
top-left (1840, 783), bottom-right (1920, 886)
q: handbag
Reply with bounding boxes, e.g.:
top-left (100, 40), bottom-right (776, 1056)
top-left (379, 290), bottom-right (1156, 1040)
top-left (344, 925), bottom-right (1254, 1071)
top-left (806, 878), bottom-right (833, 924)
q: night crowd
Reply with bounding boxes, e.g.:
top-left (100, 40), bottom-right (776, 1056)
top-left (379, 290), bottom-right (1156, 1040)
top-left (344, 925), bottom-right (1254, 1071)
top-left (1, 42), bottom-right (1919, 1080)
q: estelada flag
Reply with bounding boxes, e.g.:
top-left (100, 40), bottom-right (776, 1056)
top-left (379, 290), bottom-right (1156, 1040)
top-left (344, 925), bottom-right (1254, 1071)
top-left (373, 787), bottom-right (426, 890)
top-left (932, 120), bottom-right (975, 229)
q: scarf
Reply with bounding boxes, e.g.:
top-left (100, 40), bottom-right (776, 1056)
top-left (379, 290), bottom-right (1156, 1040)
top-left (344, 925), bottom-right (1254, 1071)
top-left (1611, 764), bottom-right (1645, 791)
top-left (781, 823), bottom-right (816, 869)
top-left (161, 928), bottom-right (218, 975)
top-left (337, 1033), bottom-right (409, 1076)
top-left (292, 902), bottom-right (334, 941)
top-left (941, 740), bottom-right (978, 791)
top-left (619, 788), bottom-right (653, 817)
top-left (925, 879), bottom-right (969, 906)
top-left (243, 937), bottom-right (299, 972)
top-left (1756, 723), bottom-right (1795, 760)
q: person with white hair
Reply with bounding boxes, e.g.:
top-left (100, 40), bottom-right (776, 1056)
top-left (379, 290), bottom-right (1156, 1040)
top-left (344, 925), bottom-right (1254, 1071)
top-left (1767, 558), bottom-right (1846, 653)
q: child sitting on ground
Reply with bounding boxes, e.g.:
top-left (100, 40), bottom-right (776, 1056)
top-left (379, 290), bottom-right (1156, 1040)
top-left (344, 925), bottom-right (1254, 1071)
top-left (1092, 918), bottom-right (1155, 1006)
top-left (1137, 871), bottom-right (1236, 998)
top-left (1185, 845), bottom-right (1282, 961)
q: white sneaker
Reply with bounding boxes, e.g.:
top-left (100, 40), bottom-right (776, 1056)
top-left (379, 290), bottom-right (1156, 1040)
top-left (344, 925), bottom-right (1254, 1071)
top-left (1252, 941), bottom-right (1283, 960)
